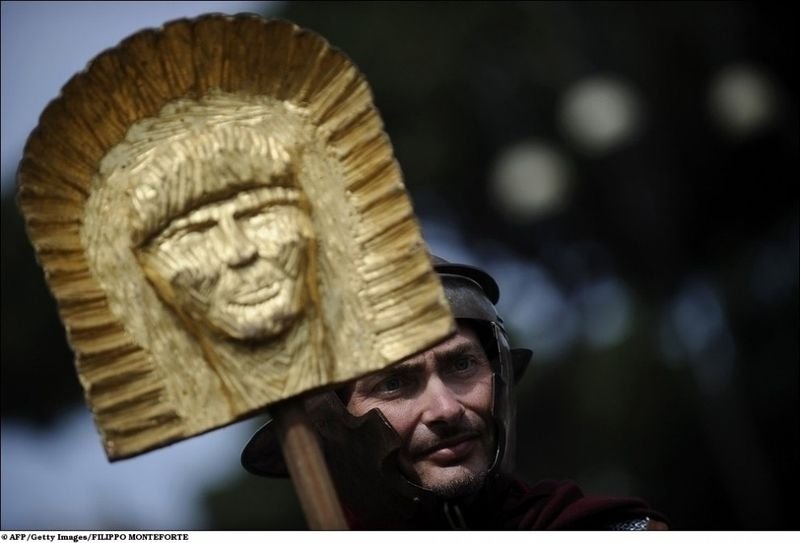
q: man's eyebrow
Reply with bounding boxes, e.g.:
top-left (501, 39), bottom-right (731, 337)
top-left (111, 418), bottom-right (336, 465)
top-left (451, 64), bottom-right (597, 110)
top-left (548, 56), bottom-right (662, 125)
top-left (356, 360), bottom-right (425, 389)
top-left (378, 360), bottom-right (426, 378)
top-left (436, 341), bottom-right (484, 363)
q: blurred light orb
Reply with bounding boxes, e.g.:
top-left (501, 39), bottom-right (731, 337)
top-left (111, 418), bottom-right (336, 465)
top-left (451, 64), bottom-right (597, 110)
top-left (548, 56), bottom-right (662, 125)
top-left (575, 277), bottom-right (633, 349)
top-left (490, 141), bottom-right (573, 222)
top-left (709, 64), bottom-right (778, 138)
top-left (559, 76), bottom-right (644, 155)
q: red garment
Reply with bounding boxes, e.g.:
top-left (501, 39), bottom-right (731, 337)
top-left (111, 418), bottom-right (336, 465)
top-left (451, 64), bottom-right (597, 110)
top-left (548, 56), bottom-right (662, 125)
top-left (492, 477), bottom-right (666, 530)
top-left (344, 475), bottom-right (668, 530)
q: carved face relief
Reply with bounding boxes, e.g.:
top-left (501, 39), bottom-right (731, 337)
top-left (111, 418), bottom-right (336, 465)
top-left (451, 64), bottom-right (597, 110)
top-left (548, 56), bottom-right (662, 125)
top-left (138, 187), bottom-right (315, 342)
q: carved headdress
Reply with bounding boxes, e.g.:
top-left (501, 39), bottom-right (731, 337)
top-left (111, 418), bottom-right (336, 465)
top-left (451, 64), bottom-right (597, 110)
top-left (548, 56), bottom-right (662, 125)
top-left (17, 14), bottom-right (453, 459)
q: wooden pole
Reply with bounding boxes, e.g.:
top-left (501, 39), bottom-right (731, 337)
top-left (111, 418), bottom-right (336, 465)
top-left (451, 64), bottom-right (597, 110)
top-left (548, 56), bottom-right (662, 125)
top-left (271, 398), bottom-right (349, 530)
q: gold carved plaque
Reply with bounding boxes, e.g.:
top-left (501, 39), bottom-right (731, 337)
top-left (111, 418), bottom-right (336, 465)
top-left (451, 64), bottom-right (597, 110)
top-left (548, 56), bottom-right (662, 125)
top-left (17, 15), bottom-right (454, 459)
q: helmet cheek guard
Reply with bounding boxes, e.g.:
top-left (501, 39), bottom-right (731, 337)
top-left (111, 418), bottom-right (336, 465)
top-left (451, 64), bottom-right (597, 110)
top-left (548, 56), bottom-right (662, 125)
top-left (491, 321), bottom-right (516, 476)
top-left (435, 258), bottom-right (531, 481)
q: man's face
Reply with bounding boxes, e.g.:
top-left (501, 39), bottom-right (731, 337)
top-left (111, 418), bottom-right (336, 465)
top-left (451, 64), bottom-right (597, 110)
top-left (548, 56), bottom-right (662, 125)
top-left (140, 187), bottom-right (314, 341)
top-left (346, 325), bottom-right (495, 497)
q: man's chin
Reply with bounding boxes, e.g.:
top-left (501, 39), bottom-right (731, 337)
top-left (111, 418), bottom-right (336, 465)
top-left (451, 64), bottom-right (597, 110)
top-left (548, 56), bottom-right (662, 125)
top-left (418, 464), bottom-right (489, 499)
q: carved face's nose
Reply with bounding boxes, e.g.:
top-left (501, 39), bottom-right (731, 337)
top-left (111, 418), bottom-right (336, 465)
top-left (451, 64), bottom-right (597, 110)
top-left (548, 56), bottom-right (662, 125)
top-left (218, 215), bottom-right (258, 268)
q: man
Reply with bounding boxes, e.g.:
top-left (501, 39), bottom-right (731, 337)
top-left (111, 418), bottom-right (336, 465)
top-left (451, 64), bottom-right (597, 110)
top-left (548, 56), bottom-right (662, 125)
top-left (242, 256), bottom-right (668, 529)
top-left (343, 323), bottom-right (496, 501)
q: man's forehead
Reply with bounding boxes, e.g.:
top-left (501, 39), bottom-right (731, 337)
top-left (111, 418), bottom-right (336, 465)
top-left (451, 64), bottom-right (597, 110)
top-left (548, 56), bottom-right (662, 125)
top-left (384, 326), bottom-right (484, 369)
top-left (341, 325), bottom-right (487, 403)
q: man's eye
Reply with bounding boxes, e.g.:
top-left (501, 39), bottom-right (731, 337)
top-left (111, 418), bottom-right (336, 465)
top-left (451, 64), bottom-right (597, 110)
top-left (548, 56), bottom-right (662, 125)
top-left (451, 357), bottom-right (475, 372)
top-left (374, 376), bottom-right (405, 394)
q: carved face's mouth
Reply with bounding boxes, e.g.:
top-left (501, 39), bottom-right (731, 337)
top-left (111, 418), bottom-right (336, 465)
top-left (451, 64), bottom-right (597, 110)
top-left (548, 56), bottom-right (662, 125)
top-left (227, 282), bottom-right (281, 306)
top-left (209, 259), bottom-right (290, 307)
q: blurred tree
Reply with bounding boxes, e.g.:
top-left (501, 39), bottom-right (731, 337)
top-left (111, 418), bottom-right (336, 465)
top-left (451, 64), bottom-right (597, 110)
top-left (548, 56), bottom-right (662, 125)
top-left (204, 474), bottom-right (305, 529)
top-left (1, 196), bottom-right (82, 422)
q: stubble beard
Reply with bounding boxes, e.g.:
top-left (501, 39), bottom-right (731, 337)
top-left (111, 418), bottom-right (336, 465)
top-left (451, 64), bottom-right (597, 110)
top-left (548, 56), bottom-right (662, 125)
top-left (415, 432), bottom-right (495, 500)
top-left (427, 466), bottom-right (490, 499)
top-left (409, 416), bottom-right (496, 500)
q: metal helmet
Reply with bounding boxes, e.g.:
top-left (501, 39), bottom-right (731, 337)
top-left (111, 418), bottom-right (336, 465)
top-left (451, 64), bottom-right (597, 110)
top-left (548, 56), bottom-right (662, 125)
top-left (241, 255), bottom-right (532, 528)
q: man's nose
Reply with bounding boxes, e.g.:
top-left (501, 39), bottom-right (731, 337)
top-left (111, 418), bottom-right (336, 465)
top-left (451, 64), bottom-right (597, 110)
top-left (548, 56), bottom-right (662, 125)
top-left (218, 216), bottom-right (258, 267)
top-left (420, 377), bottom-right (465, 427)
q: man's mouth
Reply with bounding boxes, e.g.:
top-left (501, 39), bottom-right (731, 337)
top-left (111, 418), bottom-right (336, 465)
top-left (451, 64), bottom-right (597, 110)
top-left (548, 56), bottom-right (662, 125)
top-left (414, 434), bottom-right (480, 464)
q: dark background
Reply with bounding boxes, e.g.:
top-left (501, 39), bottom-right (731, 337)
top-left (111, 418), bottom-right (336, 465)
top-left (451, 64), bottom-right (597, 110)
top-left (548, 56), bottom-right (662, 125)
top-left (2, 1), bottom-right (797, 530)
